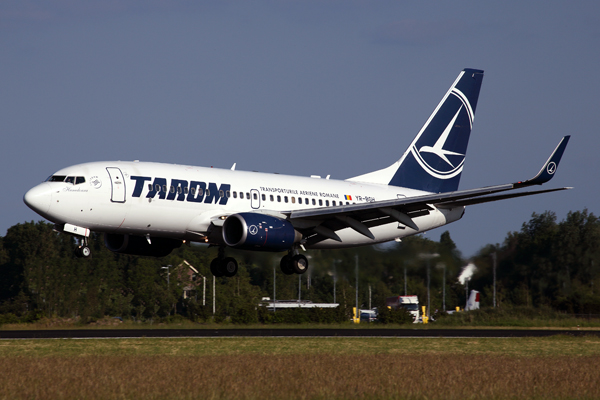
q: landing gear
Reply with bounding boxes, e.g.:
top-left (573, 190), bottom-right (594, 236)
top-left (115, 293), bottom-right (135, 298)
top-left (280, 255), bottom-right (294, 275)
top-left (77, 246), bottom-right (91, 258)
top-left (210, 258), bottom-right (224, 277)
top-left (221, 257), bottom-right (238, 277)
top-left (210, 247), bottom-right (308, 278)
top-left (280, 252), bottom-right (309, 275)
top-left (75, 237), bottom-right (91, 258)
top-left (291, 254), bottom-right (308, 274)
top-left (210, 248), bottom-right (238, 277)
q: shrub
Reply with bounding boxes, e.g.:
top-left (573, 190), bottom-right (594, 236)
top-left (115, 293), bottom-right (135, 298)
top-left (377, 306), bottom-right (414, 324)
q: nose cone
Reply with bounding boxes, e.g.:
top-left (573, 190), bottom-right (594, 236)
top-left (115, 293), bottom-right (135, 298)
top-left (24, 183), bottom-right (53, 217)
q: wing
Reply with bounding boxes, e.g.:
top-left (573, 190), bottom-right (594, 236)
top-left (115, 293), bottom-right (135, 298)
top-left (286, 136), bottom-right (571, 245)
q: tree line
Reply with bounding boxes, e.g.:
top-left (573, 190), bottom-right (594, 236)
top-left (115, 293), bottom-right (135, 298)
top-left (1, 209), bottom-right (599, 324)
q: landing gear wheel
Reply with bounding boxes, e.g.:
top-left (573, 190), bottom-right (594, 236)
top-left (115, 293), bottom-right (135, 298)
top-left (292, 254), bottom-right (308, 274)
top-left (75, 246), bottom-right (91, 258)
top-left (222, 257), bottom-right (238, 277)
top-left (280, 255), bottom-right (294, 275)
top-left (80, 246), bottom-right (91, 258)
top-left (210, 258), bottom-right (225, 277)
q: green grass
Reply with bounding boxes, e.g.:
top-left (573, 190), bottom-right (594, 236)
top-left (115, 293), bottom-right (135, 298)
top-left (1, 336), bottom-right (600, 357)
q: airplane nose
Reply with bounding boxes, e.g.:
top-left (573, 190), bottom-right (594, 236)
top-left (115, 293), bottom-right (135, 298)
top-left (24, 183), bottom-right (53, 216)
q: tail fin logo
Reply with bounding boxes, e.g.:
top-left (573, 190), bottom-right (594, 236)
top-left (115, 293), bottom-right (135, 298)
top-left (410, 88), bottom-right (475, 180)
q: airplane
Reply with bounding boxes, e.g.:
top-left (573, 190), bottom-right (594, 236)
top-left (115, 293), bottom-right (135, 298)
top-left (23, 69), bottom-right (571, 278)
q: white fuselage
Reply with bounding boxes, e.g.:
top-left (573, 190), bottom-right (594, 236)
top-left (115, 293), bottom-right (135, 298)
top-left (24, 161), bottom-right (465, 249)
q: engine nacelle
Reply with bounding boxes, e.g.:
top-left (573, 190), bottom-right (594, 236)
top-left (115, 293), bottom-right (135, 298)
top-left (104, 233), bottom-right (182, 257)
top-left (222, 213), bottom-right (301, 251)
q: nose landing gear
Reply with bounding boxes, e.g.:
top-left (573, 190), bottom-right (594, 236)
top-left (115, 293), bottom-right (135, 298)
top-left (76, 245), bottom-right (92, 258)
top-left (75, 237), bottom-right (91, 258)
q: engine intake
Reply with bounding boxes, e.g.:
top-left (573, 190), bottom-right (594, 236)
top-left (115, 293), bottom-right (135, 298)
top-left (222, 213), bottom-right (301, 251)
top-left (104, 233), bottom-right (182, 257)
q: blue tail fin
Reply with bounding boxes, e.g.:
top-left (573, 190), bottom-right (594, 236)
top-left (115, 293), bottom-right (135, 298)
top-left (390, 69), bottom-right (484, 192)
top-left (348, 69), bottom-right (484, 193)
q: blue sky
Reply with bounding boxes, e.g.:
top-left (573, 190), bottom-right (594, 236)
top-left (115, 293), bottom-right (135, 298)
top-left (1, 1), bottom-right (598, 257)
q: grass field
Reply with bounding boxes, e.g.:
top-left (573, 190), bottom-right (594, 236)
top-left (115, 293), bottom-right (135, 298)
top-left (1, 336), bottom-right (600, 399)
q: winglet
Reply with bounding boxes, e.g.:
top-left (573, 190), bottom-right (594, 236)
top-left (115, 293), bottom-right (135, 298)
top-left (515, 136), bottom-right (570, 188)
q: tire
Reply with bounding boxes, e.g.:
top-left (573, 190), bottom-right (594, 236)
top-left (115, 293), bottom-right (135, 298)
top-left (222, 257), bottom-right (238, 277)
top-left (210, 258), bottom-right (224, 277)
top-left (81, 246), bottom-right (91, 258)
top-left (292, 254), bottom-right (308, 274)
top-left (280, 255), bottom-right (294, 275)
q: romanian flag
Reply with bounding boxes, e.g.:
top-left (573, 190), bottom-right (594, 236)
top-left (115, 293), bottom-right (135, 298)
top-left (344, 195), bottom-right (352, 201)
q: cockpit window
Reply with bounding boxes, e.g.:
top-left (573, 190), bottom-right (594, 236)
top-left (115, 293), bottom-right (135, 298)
top-left (48, 175), bottom-right (86, 185)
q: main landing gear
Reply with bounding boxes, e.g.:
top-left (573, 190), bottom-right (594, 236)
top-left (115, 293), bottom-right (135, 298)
top-left (209, 248), bottom-right (309, 278)
top-left (210, 247), bottom-right (238, 278)
top-left (280, 251), bottom-right (308, 275)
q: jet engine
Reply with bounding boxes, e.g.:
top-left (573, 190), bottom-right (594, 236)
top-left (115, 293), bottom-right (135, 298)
top-left (104, 233), bottom-right (182, 257)
top-left (222, 213), bottom-right (301, 251)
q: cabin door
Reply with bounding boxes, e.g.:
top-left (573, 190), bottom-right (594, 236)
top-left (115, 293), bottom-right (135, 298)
top-left (106, 167), bottom-right (126, 203)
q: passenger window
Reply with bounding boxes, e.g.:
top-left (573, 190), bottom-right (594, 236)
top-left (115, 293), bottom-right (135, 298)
top-left (298, 198), bottom-right (302, 205)
top-left (191, 187), bottom-right (196, 195)
top-left (332, 201), bottom-right (336, 206)
top-left (312, 199), bottom-right (316, 205)
top-left (155, 184), bottom-right (161, 192)
top-left (277, 195), bottom-right (281, 202)
top-left (233, 191), bottom-right (237, 199)
top-left (246, 192), bottom-right (250, 199)
top-left (219, 190), bottom-right (224, 198)
top-left (291, 197), bottom-right (295, 203)
top-left (226, 190), bottom-right (231, 198)
top-left (239, 192), bottom-right (244, 199)
top-left (162, 185), bottom-right (167, 193)
top-left (262, 194), bottom-right (266, 201)
top-left (148, 184), bottom-right (153, 191)
top-left (305, 198), bottom-right (309, 204)
top-left (177, 186), bottom-right (182, 194)
top-left (253, 193), bottom-right (258, 200)
top-left (270, 195), bottom-right (274, 202)
top-left (319, 199), bottom-right (323, 206)
top-left (206, 189), bottom-right (210, 197)
top-left (198, 188), bottom-right (204, 196)
top-left (326, 200), bottom-right (329, 206)
top-left (170, 186), bottom-right (175, 193)
top-left (184, 187), bottom-right (189, 195)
